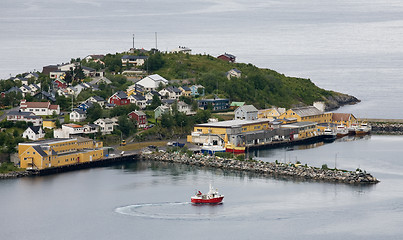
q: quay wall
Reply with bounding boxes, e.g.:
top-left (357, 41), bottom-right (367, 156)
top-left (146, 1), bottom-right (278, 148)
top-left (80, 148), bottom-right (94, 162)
top-left (141, 152), bottom-right (379, 184)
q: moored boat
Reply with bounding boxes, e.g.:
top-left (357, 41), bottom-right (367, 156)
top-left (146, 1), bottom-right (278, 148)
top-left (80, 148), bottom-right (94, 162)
top-left (225, 143), bottom-right (246, 154)
top-left (322, 128), bottom-right (336, 142)
top-left (191, 184), bottom-right (224, 204)
top-left (201, 143), bottom-right (226, 155)
top-left (336, 124), bottom-right (349, 138)
top-left (355, 123), bottom-right (371, 136)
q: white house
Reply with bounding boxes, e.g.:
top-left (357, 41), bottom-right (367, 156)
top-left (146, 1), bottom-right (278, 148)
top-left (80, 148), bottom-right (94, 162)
top-left (235, 105), bottom-right (258, 121)
top-left (121, 55), bottom-right (148, 66)
top-left (70, 109), bottom-right (87, 122)
top-left (22, 126), bottom-right (45, 140)
top-left (54, 124), bottom-right (84, 138)
top-left (58, 62), bottom-right (78, 72)
top-left (94, 118), bottom-right (115, 134)
top-left (136, 74), bottom-right (169, 91)
top-left (159, 86), bottom-right (182, 100)
top-left (226, 68), bottom-right (242, 79)
top-left (20, 100), bottom-right (60, 116)
top-left (7, 111), bottom-right (43, 126)
top-left (86, 96), bottom-right (106, 107)
top-left (177, 101), bottom-right (195, 115)
top-left (19, 85), bottom-right (33, 97)
top-left (171, 46), bottom-right (192, 54)
top-left (128, 94), bottom-right (147, 109)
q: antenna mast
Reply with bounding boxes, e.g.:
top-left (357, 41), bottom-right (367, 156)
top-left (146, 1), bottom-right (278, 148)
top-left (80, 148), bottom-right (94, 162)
top-left (155, 32), bottom-right (158, 50)
top-left (132, 34), bottom-right (135, 50)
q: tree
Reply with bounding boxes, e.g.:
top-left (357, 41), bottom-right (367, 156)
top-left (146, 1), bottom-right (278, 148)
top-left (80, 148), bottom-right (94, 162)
top-left (149, 94), bottom-right (162, 110)
top-left (117, 115), bottom-right (136, 137)
top-left (87, 103), bottom-right (103, 122)
top-left (143, 53), bottom-right (165, 72)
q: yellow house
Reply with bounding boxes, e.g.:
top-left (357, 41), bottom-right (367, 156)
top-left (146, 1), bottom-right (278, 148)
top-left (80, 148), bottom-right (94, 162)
top-left (331, 113), bottom-right (358, 127)
top-left (279, 106), bottom-right (332, 123)
top-left (19, 137), bottom-right (103, 170)
top-left (258, 107), bottom-right (286, 120)
top-left (43, 119), bottom-right (56, 129)
top-left (179, 86), bottom-right (191, 97)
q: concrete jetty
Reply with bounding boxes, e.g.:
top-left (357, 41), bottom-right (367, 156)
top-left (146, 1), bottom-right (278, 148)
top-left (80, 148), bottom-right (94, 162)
top-left (141, 152), bottom-right (380, 184)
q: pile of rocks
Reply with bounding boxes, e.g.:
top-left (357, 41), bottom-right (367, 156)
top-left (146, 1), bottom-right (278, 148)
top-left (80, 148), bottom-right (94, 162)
top-left (141, 152), bottom-right (379, 184)
top-left (371, 123), bottom-right (403, 135)
top-left (0, 171), bottom-right (32, 179)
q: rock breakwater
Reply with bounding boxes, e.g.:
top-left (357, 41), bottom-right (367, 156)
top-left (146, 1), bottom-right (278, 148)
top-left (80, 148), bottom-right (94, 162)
top-left (0, 171), bottom-right (32, 179)
top-left (142, 152), bottom-right (379, 184)
top-left (370, 122), bottom-right (403, 135)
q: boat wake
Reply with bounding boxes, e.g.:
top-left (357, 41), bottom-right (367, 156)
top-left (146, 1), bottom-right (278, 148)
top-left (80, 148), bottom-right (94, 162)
top-left (115, 202), bottom-right (226, 220)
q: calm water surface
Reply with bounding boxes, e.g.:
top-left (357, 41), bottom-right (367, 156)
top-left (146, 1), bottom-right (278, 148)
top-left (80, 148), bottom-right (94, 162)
top-left (1, 135), bottom-right (403, 240)
top-left (2, 0), bottom-right (403, 117)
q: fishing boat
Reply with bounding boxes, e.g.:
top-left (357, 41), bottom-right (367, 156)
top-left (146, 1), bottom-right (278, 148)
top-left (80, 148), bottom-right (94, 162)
top-left (191, 184), bottom-right (224, 204)
top-left (335, 124), bottom-right (349, 138)
top-left (322, 127), bottom-right (336, 142)
top-left (201, 143), bottom-right (226, 155)
top-left (348, 124), bottom-right (358, 135)
top-left (355, 123), bottom-right (371, 136)
top-left (225, 143), bottom-right (245, 154)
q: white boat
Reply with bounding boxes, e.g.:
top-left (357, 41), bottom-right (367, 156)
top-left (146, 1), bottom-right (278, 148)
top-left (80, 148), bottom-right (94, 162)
top-left (201, 143), bottom-right (226, 155)
top-left (336, 124), bottom-right (349, 138)
top-left (322, 128), bottom-right (336, 142)
top-left (356, 123), bottom-right (371, 135)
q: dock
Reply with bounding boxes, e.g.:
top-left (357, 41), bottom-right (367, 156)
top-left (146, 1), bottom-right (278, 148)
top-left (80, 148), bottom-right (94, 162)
top-left (27, 153), bottom-right (139, 176)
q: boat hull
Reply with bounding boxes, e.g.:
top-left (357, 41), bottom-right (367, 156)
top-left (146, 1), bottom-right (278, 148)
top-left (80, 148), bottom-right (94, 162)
top-left (225, 147), bottom-right (245, 154)
top-left (191, 196), bottom-right (224, 204)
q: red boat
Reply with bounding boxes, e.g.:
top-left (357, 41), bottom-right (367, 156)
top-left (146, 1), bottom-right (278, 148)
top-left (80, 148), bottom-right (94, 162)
top-left (191, 184), bottom-right (224, 204)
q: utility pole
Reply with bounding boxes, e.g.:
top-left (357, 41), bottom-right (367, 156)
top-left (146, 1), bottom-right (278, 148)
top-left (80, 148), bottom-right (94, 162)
top-left (155, 32), bottom-right (158, 50)
top-left (132, 34), bottom-right (135, 50)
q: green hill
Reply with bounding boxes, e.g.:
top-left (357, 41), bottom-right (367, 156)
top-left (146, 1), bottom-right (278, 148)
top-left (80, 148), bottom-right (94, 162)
top-left (149, 52), bottom-right (358, 110)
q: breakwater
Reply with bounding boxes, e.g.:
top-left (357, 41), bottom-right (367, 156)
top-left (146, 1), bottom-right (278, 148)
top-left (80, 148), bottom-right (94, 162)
top-left (0, 171), bottom-right (32, 179)
top-left (141, 152), bottom-right (379, 184)
top-left (360, 118), bottom-right (403, 135)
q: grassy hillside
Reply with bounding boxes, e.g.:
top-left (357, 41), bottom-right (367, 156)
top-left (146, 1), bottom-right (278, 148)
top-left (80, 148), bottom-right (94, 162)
top-left (152, 53), bottom-right (341, 109)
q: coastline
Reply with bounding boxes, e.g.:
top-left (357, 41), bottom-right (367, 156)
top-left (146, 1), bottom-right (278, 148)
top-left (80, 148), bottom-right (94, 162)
top-left (141, 152), bottom-right (379, 184)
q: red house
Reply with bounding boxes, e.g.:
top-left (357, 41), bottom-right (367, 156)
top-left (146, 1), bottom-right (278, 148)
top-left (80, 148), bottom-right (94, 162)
top-left (217, 53), bottom-right (236, 63)
top-left (128, 110), bottom-right (147, 128)
top-left (108, 91), bottom-right (129, 106)
top-left (53, 79), bottom-right (67, 89)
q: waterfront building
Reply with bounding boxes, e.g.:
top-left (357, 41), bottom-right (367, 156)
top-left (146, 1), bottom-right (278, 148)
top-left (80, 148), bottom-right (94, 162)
top-left (279, 106), bottom-right (332, 124)
top-left (331, 113), bottom-right (358, 127)
top-left (18, 137), bottom-right (103, 170)
top-left (258, 107), bottom-right (286, 120)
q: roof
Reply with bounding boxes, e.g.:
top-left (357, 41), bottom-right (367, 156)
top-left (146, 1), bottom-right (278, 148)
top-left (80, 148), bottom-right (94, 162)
top-left (6, 86), bottom-right (22, 93)
top-left (64, 124), bottom-right (83, 128)
top-left (20, 101), bottom-right (51, 109)
top-left (92, 96), bottom-right (105, 101)
top-left (122, 55), bottom-right (149, 60)
top-left (28, 126), bottom-right (42, 134)
top-left (90, 77), bottom-right (112, 85)
top-left (167, 86), bottom-right (182, 93)
top-left (291, 106), bottom-right (323, 117)
top-left (113, 90), bottom-right (128, 99)
top-left (86, 54), bottom-right (104, 60)
top-left (230, 68), bottom-right (241, 73)
top-left (237, 105), bottom-right (258, 113)
top-left (72, 109), bottom-right (86, 114)
top-left (332, 113), bottom-right (353, 122)
top-left (32, 145), bottom-right (48, 157)
top-left (180, 86), bottom-right (191, 91)
top-left (130, 94), bottom-right (146, 101)
top-left (129, 110), bottom-right (146, 116)
top-left (230, 102), bottom-right (245, 107)
top-left (81, 66), bottom-right (96, 72)
top-left (162, 99), bottom-right (176, 105)
top-left (195, 118), bottom-right (272, 128)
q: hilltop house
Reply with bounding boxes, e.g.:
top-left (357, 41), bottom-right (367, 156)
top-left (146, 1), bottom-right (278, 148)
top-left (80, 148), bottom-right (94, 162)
top-left (128, 111), bottom-right (148, 128)
top-left (136, 74), bottom-right (169, 91)
top-left (170, 46), bottom-right (192, 54)
top-left (179, 86), bottom-right (191, 97)
top-left (22, 126), bottom-right (45, 141)
top-left (7, 111), bottom-right (43, 126)
top-left (20, 100), bottom-right (60, 116)
top-left (226, 68), bottom-right (242, 79)
top-left (128, 94), bottom-right (147, 109)
top-left (217, 53), bottom-right (236, 63)
top-left (108, 91), bottom-right (129, 106)
top-left (159, 86), bottom-right (182, 100)
top-left (121, 55), bottom-right (149, 66)
top-left (70, 109), bottom-right (87, 122)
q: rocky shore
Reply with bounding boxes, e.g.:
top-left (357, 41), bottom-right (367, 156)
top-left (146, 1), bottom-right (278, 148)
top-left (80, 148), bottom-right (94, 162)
top-left (325, 93), bottom-right (360, 111)
top-left (0, 171), bottom-right (32, 179)
top-left (369, 122), bottom-right (403, 135)
top-left (141, 152), bottom-right (379, 184)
